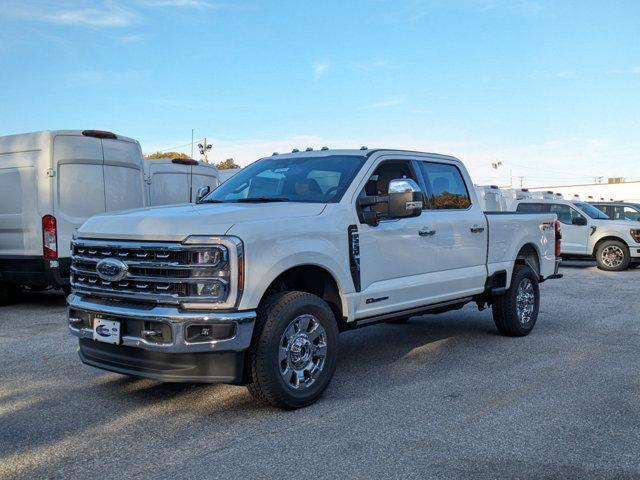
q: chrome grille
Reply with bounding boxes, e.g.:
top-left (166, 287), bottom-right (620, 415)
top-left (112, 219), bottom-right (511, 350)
top-left (70, 239), bottom-right (230, 305)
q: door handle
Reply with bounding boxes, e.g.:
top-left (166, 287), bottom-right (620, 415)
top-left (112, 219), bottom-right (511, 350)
top-left (470, 225), bottom-right (485, 233)
top-left (419, 228), bottom-right (436, 237)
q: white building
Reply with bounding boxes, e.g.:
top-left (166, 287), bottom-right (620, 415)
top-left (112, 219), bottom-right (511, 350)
top-left (529, 178), bottom-right (640, 203)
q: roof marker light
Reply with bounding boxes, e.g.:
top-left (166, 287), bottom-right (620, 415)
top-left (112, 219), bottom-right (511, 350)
top-left (292, 148), bottom-right (299, 153)
top-left (305, 147), bottom-right (313, 152)
top-left (360, 146), bottom-right (368, 150)
top-left (321, 146), bottom-right (328, 151)
top-left (272, 152), bottom-right (278, 156)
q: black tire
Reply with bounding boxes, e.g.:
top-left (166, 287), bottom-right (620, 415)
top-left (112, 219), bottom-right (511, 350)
top-left (246, 291), bottom-right (339, 409)
top-left (62, 285), bottom-right (72, 296)
top-left (595, 240), bottom-right (630, 271)
top-left (492, 265), bottom-right (540, 337)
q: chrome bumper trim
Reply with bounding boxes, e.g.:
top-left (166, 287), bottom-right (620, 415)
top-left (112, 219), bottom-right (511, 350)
top-left (67, 294), bottom-right (255, 353)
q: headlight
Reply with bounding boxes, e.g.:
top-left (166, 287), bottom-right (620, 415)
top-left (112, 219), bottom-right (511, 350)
top-left (192, 247), bottom-right (227, 267)
top-left (631, 229), bottom-right (640, 243)
top-left (181, 236), bottom-right (243, 311)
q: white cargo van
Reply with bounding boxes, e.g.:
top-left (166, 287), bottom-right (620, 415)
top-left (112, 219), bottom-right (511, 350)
top-left (475, 185), bottom-right (507, 211)
top-left (0, 130), bottom-right (145, 302)
top-left (144, 158), bottom-right (220, 206)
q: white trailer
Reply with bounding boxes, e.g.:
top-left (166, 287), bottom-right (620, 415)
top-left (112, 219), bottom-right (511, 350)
top-left (0, 130), bottom-right (146, 301)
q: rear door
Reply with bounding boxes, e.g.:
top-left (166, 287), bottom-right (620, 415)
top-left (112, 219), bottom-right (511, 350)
top-left (417, 160), bottom-right (488, 297)
top-left (102, 138), bottom-right (145, 212)
top-left (549, 203), bottom-right (588, 254)
top-left (53, 135), bottom-right (105, 258)
top-left (148, 162), bottom-right (191, 206)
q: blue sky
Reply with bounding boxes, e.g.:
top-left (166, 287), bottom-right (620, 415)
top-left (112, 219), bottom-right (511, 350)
top-left (1, 0), bottom-right (639, 186)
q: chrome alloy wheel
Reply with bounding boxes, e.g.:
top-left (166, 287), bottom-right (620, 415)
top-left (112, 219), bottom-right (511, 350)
top-left (601, 245), bottom-right (625, 269)
top-left (279, 314), bottom-right (328, 390)
top-left (516, 278), bottom-right (535, 325)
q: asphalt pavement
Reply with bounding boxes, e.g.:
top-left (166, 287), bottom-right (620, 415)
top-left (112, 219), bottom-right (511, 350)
top-left (1, 261), bottom-right (639, 479)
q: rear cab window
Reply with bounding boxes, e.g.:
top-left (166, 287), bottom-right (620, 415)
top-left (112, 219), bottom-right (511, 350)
top-left (418, 162), bottom-right (471, 209)
top-left (516, 203), bottom-right (546, 213)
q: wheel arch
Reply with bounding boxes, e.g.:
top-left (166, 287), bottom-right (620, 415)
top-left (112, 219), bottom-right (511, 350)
top-left (514, 242), bottom-right (542, 280)
top-left (257, 264), bottom-right (345, 326)
top-left (592, 235), bottom-right (629, 256)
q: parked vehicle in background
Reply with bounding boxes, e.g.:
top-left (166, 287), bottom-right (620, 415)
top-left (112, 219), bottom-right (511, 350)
top-left (531, 191), bottom-right (557, 200)
top-left (68, 148), bottom-right (561, 409)
top-left (591, 202), bottom-right (640, 223)
top-left (218, 167), bottom-right (242, 184)
top-left (475, 185), bottom-right (507, 211)
top-left (515, 199), bottom-right (640, 271)
top-left (0, 130), bottom-right (146, 303)
top-left (502, 188), bottom-right (533, 210)
top-left (145, 158), bottom-right (219, 206)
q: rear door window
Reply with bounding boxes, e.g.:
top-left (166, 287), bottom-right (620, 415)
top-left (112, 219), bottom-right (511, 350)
top-left (549, 203), bottom-right (584, 225)
top-left (418, 162), bottom-right (471, 209)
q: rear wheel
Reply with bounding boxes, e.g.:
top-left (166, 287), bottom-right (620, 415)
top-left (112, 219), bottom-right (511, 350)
top-left (595, 240), bottom-right (630, 271)
top-left (246, 291), bottom-right (339, 409)
top-left (492, 265), bottom-right (539, 337)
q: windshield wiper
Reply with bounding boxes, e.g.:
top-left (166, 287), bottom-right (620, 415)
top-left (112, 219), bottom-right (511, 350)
top-left (198, 199), bottom-right (225, 204)
top-left (236, 197), bottom-right (290, 203)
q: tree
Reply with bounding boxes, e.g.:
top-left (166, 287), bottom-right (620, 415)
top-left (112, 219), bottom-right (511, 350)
top-left (144, 151), bottom-right (191, 160)
top-left (215, 158), bottom-right (241, 170)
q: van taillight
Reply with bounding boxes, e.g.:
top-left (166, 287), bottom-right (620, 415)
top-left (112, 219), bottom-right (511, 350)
top-left (82, 130), bottom-right (117, 139)
top-left (42, 215), bottom-right (58, 259)
top-left (555, 220), bottom-right (562, 257)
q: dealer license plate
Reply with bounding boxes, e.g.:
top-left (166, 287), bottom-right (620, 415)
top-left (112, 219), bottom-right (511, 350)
top-left (93, 318), bottom-right (121, 345)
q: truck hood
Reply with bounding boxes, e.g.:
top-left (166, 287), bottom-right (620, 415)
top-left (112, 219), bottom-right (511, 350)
top-left (593, 219), bottom-right (637, 229)
top-left (77, 202), bottom-right (327, 241)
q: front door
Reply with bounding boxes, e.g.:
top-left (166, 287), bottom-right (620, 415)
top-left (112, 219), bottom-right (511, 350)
top-left (354, 158), bottom-right (437, 318)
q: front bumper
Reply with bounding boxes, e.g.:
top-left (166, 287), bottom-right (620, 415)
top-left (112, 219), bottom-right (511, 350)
top-left (67, 294), bottom-right (256, 383)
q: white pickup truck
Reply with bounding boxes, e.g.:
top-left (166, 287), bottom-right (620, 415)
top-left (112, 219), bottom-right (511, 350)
top-left (68, 148), bottom-right (561, 408)
top-left (516, 199), bottom-right (640, 271)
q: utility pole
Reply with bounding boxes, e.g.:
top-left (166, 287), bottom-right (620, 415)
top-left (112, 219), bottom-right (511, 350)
top-left (191, 129), bottom-right (194, 159)
top-left (198, 138), bottom-right (212, 163)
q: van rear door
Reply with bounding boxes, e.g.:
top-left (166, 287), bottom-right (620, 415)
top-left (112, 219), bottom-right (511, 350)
top-left (102, 138), bottom-right (145, 212)
top-left (148, 161), bottom-right (191, 206)
top-left (54, 135), bottom-right (105, 258)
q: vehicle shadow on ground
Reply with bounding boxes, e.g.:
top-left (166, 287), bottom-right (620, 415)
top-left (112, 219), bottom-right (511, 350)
top-left (1, 290), bottom-right (67, 309)
top-left (1, 308), bottom-right (499, 478)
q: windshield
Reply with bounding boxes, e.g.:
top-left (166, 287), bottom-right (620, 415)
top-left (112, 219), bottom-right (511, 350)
top-left (574, 202), bottom-right (610, 219)
top-left (201, 155), bottom-right (366, 203)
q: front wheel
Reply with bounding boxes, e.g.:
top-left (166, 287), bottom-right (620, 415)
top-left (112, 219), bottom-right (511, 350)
top-left (492, 265), bottom-right (540, 337)
top-left (595, 240), bottom-right (630, 271)
top-left (246, 291), bottom-right (339, 409)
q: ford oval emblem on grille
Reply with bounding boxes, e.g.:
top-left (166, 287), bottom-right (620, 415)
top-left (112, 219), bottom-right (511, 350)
top-left (95, 258), bottom-right (128, 282)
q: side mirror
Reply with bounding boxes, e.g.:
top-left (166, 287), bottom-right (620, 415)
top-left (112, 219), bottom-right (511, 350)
top-left (387, 178), bottom-right (423, 218)
top-left (572, 216), bottom-right (587, 226)
top-left (196, 185), bottom-right (211, 203)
